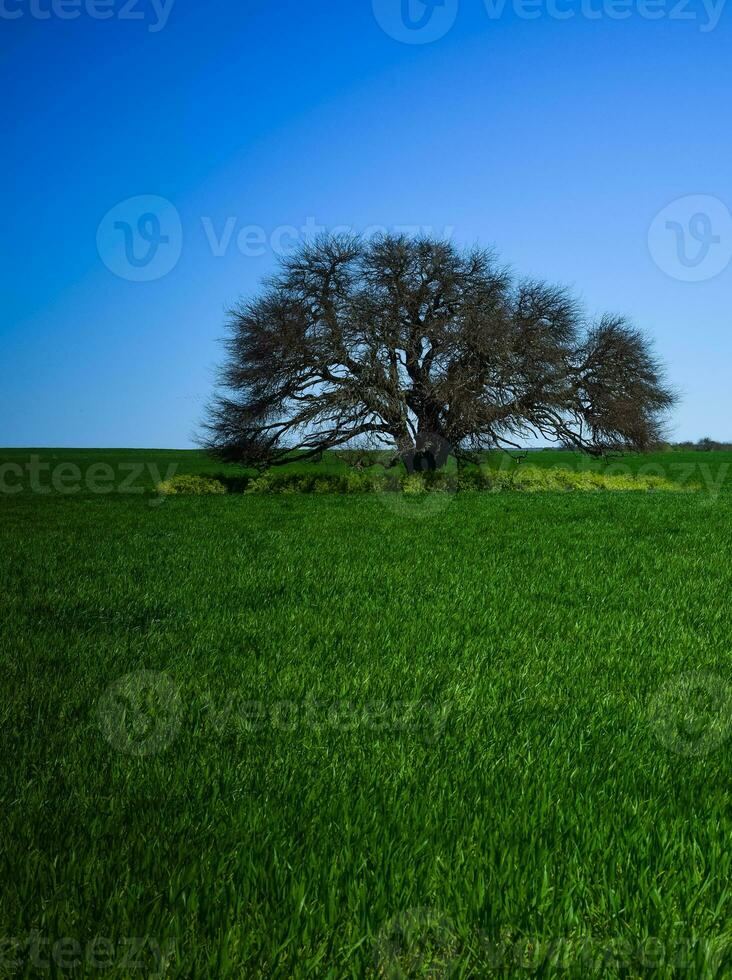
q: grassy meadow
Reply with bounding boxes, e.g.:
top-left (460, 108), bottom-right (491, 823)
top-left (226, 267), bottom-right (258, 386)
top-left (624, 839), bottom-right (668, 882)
top-left (2, 448), bottom-right (732, 977)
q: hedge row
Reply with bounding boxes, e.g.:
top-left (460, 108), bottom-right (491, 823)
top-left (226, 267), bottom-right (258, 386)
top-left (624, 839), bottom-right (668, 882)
top-left (156, 467), bottom-right (686, 496)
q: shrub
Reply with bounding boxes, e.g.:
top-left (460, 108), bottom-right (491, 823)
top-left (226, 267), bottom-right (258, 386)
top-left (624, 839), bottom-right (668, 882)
top-left (344, 471), bottom-right (371, 493)
top-left (459, 470), bottom-right (497, 491)
top-left (313, 479), bottom-right (335, 494)
top-left (242, 464), bottom-right (685, 494)
top-left (245, 474), bottom-right (274, 494)
top-left (490, 465), bottom-right (679, 492)
top-left (156, 475), bottom-right (227, 495)
top-left (402, 474), bottom-right (427, 494)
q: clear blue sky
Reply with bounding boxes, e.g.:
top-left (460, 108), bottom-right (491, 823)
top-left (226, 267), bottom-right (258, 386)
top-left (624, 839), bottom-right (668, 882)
top-left (3, 0), bottom-right (731, 447)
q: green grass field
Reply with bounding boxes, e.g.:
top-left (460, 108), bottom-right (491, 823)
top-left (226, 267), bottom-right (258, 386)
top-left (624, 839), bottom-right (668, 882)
top-left (2, 449), bottom-right (732, 977)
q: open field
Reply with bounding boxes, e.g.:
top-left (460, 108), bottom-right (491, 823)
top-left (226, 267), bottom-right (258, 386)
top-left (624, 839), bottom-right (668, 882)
top-left (2, 450), bottom-right (732, 977)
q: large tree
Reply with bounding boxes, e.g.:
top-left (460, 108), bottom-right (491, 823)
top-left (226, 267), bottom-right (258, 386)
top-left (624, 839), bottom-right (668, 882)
top-left (203, 234), bottom-right (675, 468)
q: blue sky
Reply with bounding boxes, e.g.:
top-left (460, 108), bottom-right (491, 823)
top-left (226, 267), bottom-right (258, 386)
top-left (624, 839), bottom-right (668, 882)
top-left (2, 0), bottom-right (731, 447)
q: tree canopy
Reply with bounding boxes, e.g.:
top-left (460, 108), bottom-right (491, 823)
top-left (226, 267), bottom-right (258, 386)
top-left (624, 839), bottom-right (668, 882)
top-left (203, 234), bottom-right (675, 468)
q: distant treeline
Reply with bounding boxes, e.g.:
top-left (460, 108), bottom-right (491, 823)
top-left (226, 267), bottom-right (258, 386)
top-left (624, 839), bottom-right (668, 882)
top-left (553, 438), bottom-right (732, 453)
top-left (667, 438), bottom-right (732, 452)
